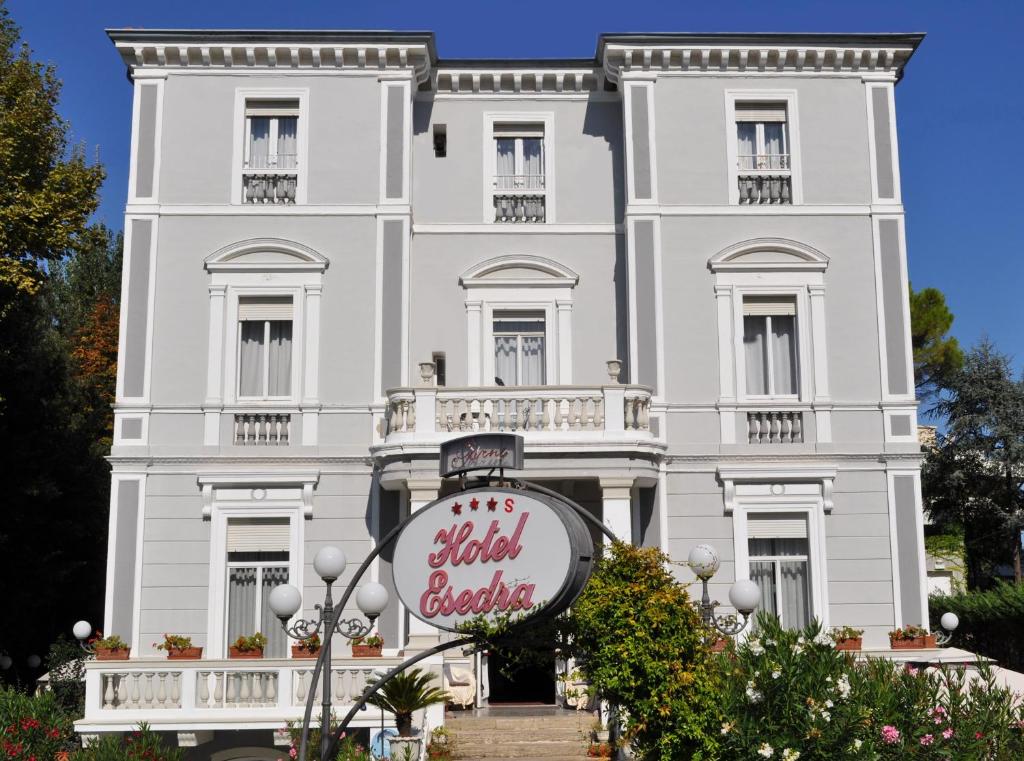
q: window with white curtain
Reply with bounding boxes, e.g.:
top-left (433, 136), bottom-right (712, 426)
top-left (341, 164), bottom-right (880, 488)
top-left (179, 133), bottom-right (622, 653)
top-left (225, 518), bottom-right (290, 658)
top-left (736, 102), bottom-right (789, 171)
top-left (743, 296), bottom-right (798, 397)
top-left (748, 514), bottom-right (811, 630)
top-left (244, 100), bottom-right (299, 170)
top-left (493, 311), bottom-right (546, 386)
top-left (493, 124), bottom-right (545, 190)
top-left (238, 297), bottom-right (293, 399)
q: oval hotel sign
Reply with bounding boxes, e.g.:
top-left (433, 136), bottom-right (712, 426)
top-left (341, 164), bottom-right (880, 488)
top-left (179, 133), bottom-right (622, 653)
top-left (392, 488), bottom-right (594, 631)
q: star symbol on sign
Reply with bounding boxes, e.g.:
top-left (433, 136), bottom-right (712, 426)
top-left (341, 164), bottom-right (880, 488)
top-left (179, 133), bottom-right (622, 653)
top-left (470, 498), bottom-right (480, 511)
top-left (486, 498), bottom-right (498, 511)
top-left (452, 502), bottom-right (462, 515)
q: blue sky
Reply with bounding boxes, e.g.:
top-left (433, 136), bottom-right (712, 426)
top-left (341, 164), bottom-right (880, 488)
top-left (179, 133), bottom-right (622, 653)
top-left (8, 0), bottom-right (1023, 366)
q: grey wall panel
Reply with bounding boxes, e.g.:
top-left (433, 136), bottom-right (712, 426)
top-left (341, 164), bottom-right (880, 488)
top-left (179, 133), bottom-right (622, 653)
top-left (893, 475), bottom-right (924, 626)
top-left (135, 84), bottom-right (158, 197)
top-left (634, 220), bottom-right (657, 389)
top-left (381, 220), bottom-right (404, 392)
top-left (123, 219), bottom-right (152, 397)
top-left (376, 488), bottom-right (402, 647)
top-left (879, 219), bottom-right (909, 396)
top-left (385, 86), bottom-right (405, 199)
top-left (871, 87), bottom-right (895, 199)
top-left (111, 481), bottom-right (140, 641)
top-left (120, 418), bottom-right (143, 440)
top-left (890, 415), bottom-right (912, 437)
top-left (630, 87), bottom-right (652, 199)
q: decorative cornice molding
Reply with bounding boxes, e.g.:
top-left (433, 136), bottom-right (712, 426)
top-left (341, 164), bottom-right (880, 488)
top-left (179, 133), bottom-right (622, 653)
top-left (197, 471), bottom-right (320, 518)
top-left (460, 254), bottom-right (580, 288)
top-left (205, 237), bottom-right (329, 272)
top-left (434, 68), bottom-right (602, 95)
top-left (708, 237), bottom-right (830, 273)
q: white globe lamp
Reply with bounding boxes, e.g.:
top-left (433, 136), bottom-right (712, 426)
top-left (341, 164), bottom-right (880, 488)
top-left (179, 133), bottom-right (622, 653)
top-left (356, 582), bottom-right (389, 620)
top-left (73, 620), bottom-right (93, 642)
top-left (729, 579), bottom-right (761, 615)
top-left (940, 612), bottom-right (959, 633)
top-left (313, 546), bottom-right (347, 582)
top-left (687, 544), bottom-right (721, 580)
top-left (269, 583), bottom-right (303, 621)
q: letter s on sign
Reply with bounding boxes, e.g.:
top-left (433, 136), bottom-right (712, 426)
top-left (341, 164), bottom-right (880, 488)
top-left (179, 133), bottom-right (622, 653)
top-left (504, 498), bottom-right (515, 513)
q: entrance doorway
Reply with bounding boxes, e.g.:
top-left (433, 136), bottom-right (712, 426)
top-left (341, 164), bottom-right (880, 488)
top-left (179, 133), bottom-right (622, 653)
top-left (487, 647), bottom-right (557, 704)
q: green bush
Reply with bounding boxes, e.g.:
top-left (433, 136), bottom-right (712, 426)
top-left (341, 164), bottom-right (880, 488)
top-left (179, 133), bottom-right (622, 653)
top-left (717, 614), bottom-right (1024, 759)
top-left (566, 542), bottom-right (721, 760)
top-left (930, 582), bottom-right (1024, 671)
top-left (0, 685), bottom-right (76, 759)
top-left (70, 725), bottom-right (182, 761)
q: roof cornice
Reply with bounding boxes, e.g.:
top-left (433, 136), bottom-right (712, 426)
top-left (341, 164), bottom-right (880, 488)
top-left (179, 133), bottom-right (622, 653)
top-left (598, 32), bottom-right (925, 83)
top-left (105, 29), bottom-right (436, 83)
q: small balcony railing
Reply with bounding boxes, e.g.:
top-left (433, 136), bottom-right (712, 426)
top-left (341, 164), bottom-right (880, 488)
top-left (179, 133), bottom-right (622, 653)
top-left (737, 174), bottom-right (792, 204)
top-left (737, 154), bottom-right (790, 171)
top-left (381, 385), bottom-right (653, 441)
top-left (747, 410), bottom-right (804, 444)
top-left (493, 193), bottom-right (546, 223)
top-left (234, 413), bottom-right (290, 445)
top-left (242, 171), bottom-right (298, 204)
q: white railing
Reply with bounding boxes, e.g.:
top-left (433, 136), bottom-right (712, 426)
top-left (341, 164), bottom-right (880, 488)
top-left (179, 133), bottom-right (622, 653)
top-left (234, 413), bottom-right (291, 445)
top-left (494, 193), bottom-right (545, 222)
top-left (737, 174), bottom-right (792, 204)
top-left (737, 154), bottom-right (790, 171)
top-left (382, 385), bottom-right (652, 440)
top-left (494, 174), bottom-right (546, 191)
top-left (242, 173), bottom-right (298, 204)
top-left (747, 410), bottom-right (804, 444)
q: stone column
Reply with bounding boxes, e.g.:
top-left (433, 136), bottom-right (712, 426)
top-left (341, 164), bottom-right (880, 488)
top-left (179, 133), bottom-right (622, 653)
top-left (403, 478), bottom-right (443, 653)
top-left (599, 477), bottom-right (635, 544)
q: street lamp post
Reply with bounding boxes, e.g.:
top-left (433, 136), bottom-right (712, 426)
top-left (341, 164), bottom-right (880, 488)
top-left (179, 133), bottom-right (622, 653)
top-left (687, 544), bottom-right (761, 638)
top-left (267, 546), bottom-right (390, 761)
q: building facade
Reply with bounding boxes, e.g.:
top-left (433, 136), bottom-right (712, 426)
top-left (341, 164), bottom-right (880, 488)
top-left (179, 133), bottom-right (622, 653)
top-left (80, 29), bottom-right (926, 756)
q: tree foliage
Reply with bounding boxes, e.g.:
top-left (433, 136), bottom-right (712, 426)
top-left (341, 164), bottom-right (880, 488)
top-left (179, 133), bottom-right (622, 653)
top-left (909, 283), bottom-right (963, 405)
top-left (922, 341), bottom-right (1024, 587)
top-left (930, 582), bottom-right (1024, 672)
top-left (565, 543), bottom-right (721, 760)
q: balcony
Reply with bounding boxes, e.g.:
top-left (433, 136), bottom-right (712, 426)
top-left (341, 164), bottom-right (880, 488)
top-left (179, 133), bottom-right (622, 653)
top-left (242, 173), bottom-right (298, 204)
top-left (493, 174), bottom-right (546, 222)
top-left (747, 410), bottom-right (804, 444)
top-left (736, 154), bottom-right (791, 204)
top-left (78, 657), bottom-right (401, 734)
top-left (380, 385), bottom-right (653, 445)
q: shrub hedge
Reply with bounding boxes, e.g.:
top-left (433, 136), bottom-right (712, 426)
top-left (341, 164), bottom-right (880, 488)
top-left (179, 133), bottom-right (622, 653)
top-left (930, 582), bottom-right (1024, 671)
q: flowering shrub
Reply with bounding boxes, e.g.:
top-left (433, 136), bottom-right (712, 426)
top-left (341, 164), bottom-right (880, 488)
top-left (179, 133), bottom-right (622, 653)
top-left (716, 614), bottom-right (1024, 759)
top-left (153, 634), bottom-right (192, 652)
top-left (283, 719), bottom-right (371, 760)
top-left (0, 686), bottom-right (76, 760)
top-left (90, 633), bottom-right (129, 652)
top-left (229, 632), bottom-right (267, 652)
top-left (889, 625), bottom-right (930, 642)
top-left (70, 725), bottom-right (182, 760)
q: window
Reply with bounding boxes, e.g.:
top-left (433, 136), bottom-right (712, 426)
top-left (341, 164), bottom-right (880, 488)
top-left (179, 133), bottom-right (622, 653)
top-left (743, 297), bottom-right (798, 397)
top-left (225, 518), bottom-right (290, 657)
top-left (492, 123), bottom-right (546, 222)
top-left (238, 297), bottom-right (293, 399)
top-left (432, 352), bottom-right (447, 386)
top-left (242, 100), bottom-right (299, 204)
top-left (433, 124), bottom-right (447, 158)
top-left (734, 101), bottom-right (792, 204)
top-left (748, 515), bottom-right (811, 630)
top-left (493, 312), bottom-right (546, 386)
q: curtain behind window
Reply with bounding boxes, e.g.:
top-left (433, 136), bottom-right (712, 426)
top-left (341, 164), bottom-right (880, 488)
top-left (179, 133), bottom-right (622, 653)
top-left (496, 139), bottom-right (515, 189)
top-left (737, 123), bottom-right (756, 170)
top-left (743, 316), bottom-right (768, 395)
top-left (267, 321), bottom-right (292, 396)
top-left (494, 336), bottom-right (518, 386)
top-left (749, 561), bottom-right (777, 625)
top-left (248, 117), bottom-right (271, 169)
top-left (522, 138), bottom-right (543, 189)
top-left (770, 315), bottom-right (797, 395)
top-left (521, 336), bottom-right (545, 385)
top-left (261, 566), bottom-right (289, 657)
top-left (239, 322), bottom-right (265, 397)
top-left (277, 117), bottom-right (298, 169)
top-left (227, 567), bottom-right (258, 646)
top-left (749, 537), bottom-right (811, 629)
top-left (763, 123), bottom-right (785, 164)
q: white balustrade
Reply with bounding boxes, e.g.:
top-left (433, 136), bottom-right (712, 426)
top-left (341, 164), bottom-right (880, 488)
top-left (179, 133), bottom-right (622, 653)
top-left (98, 671), bottom-right (182, 710)
top-left (242, 173), bottom-right (297, 204)
top-left (234, 413), bottom-right (291, 445)
top-left (747, 410), bottom-right (804, 444)
top-left (737, 173), bottom-right (792, 204)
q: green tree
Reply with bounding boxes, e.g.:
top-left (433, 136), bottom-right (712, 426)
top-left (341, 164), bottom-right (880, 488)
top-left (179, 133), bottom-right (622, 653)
top-left (909, 284), bottom-right (963, 404)
top-left (923, 341), bottom-right (1024, 587)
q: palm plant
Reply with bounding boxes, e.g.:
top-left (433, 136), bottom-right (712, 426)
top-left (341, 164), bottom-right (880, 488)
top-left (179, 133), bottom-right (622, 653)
top-left (367, 668), bottom-right (450, 736)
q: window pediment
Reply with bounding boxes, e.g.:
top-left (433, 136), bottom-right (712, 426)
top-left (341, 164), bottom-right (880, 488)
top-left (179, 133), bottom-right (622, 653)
top-left (205, 238), bottom-right (328, 273)
top-left (460, 255), bottom-right (579, 289)
top-left (708, 238), bottom-right (828, 273)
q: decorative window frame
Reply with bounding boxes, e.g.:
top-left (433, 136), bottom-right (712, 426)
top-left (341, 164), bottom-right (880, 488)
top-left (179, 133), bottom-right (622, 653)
top-left (203, 239), bottom-right (327, 446)
top-left (200, 472), bottom-right (317, 659)
top-left (460, 255), bottom-right (578, 386)
top-left (709, 238), bottom-right (831, 444)
top-left (231, 88), bottom-right (310, 206)
top-left (719, 465), bottom-right (835, 632)
top-left (724, 90), bottom-right (803, 205)
top-left (482, 111), bottom-right (556, 223)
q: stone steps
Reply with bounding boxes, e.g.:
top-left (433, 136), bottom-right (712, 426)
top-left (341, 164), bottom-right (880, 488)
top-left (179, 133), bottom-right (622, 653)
top-left (446, 709), bottom-right (594, 760)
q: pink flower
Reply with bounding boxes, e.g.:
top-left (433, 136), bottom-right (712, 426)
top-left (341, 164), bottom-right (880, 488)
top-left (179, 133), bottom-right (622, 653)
top-left (920, 734), bottom-right (934, 746)
top-left (882, 725), bottom-right (901, 744)
top-left (906, 666), bottom-right (919, 676)
top-left (289, 748), bottom-right (297, 758)
top-left (975, 732), bottom-right (984, 739)
top-left (942, 728), bottom-right (954, 739)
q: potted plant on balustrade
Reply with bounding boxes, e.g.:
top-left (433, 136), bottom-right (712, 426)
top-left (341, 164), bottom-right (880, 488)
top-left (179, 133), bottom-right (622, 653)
top-left (228, 633), bottom-right (267, 659)
top-left (829, 625), bottom-right (865, 652)
top-left (888, 624), bottom-right (936, 650)
top-left (92, 633), bottom-right (130, 660)
top-left (367, 667), bottom-right (450, 760)
top-left (351, 633), bottom-right (383, 658)
top-left (291, 632), bottom-right (321, 659)
top-left (155, 633), bottom-right (203, 659)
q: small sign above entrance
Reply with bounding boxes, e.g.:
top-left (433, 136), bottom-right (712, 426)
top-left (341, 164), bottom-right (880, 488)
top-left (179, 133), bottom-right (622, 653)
top-left (439, 433), bottom-right (524, 478)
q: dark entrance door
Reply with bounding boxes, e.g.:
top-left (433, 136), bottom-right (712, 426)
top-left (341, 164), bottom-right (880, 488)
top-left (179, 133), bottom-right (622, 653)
top-left (487, 647), bottom-right (556, 704)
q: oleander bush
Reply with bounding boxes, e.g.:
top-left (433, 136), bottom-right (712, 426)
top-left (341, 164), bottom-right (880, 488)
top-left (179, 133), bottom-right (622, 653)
top-left (71, 725), bottom-right (182, 761)
top-left (716, 614), bottom-right (1024, 759)
top-left (930, 582), bottom-right (1024, 671)
top-left (0, 685), bottom-right (76, 759)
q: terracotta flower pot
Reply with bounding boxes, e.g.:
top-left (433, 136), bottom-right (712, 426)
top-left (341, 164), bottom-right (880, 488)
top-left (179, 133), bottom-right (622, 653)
top-left (166, 646), bottom-right (203, 660)
top-left (229, 646), bottom-right (265, 659)
top-left (96, 648), bottom-right (130, 661)
top-left (291, 645), bottom-right (321, 659)
top-left (890, 635), bottom-right (936, 650)
top-left (709, 638), bottom-right (729, 653)
top-left (352, 644), bottom-right (383, 658)
top-left (834, 637), bottom-right (862, 652)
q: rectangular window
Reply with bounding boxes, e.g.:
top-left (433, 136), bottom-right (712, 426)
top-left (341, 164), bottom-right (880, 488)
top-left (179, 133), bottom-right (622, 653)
top-left (743, 297), bottom-right (798, 397)
top-left (493, 311), bottom-right (546, 386)
top-left (238, 297), bottom-right (293, 399)
top-left (748, 514), bottom-right (811, 630)
top-left (432, 352), bottom-right (447, 386)
top-left (493, 123), bottom-right (546, 222)
top-left (226, 518), bottom-right (290, 657)
top-left (242, 100), bottom-right (299, 204)
top-left (735, 102), bottom-right (791, 204)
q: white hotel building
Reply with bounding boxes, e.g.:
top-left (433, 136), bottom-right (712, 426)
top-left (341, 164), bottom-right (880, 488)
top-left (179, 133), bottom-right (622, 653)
top-left (81, 29), bottom-right (927, 756)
